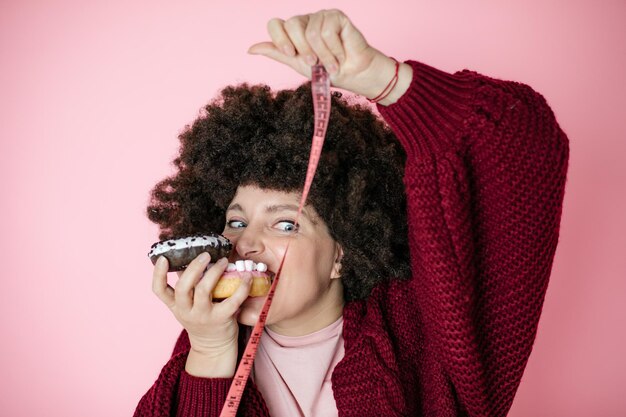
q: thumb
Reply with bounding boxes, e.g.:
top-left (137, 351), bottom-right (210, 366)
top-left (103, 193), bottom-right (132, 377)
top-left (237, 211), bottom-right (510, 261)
top-left (247, 42), bottom-right (310, 77)
top-left (247, 41), bottom-right (276, 55)
top-left (248, 42), bottom-right (290, 65)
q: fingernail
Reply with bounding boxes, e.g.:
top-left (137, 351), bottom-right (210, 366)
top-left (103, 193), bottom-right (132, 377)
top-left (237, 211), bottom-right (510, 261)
top-left (306, 55), bottom-right (317, 65)
top-left (198, 252), bottom-right (210, 262)
top-left (328, 63), bottom-right (338, 74)
top-left (157, 256), bottom-right (167, 266)
top-left (218, 257), bottom-right (228, 265)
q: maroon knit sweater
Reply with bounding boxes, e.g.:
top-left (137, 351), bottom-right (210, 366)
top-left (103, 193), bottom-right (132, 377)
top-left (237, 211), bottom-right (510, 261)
top-left (134, 60), bottom-right (569, 417)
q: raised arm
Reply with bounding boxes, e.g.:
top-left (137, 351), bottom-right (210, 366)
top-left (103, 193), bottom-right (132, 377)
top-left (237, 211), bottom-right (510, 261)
top-left (378, 59), bottom-right (569, 416)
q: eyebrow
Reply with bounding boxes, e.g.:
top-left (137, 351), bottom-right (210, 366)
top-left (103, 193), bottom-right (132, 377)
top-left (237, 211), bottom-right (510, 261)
top-left (226, 203), bottom-right (317, 224)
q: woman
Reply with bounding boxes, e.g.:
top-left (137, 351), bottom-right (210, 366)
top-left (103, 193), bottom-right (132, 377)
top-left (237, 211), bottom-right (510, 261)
top-left (135, 9), bottom-right (569, 417)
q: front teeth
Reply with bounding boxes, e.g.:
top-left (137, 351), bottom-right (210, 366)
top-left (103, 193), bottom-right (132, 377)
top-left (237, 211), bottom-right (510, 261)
top-left (244, 260), bottom-right (254, 271)
top-left (235, 260), bottom-right (245, 271)
top-left (228, 260), bottom-right (268, 272)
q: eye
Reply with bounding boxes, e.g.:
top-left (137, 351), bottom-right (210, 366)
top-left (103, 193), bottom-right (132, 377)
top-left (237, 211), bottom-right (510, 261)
top-left (275, 220), bottom-right (298, 233)
top-left (226, 220), bottom-right (247, 229)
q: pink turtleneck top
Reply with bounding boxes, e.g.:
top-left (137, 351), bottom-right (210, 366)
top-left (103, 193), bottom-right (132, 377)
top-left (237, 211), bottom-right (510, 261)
top-left (251, 316), bottom-right (345, 417)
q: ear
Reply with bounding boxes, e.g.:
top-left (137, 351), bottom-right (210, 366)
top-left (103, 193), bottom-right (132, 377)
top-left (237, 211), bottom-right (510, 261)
top-left (330, 243), bottom-right (344, 280)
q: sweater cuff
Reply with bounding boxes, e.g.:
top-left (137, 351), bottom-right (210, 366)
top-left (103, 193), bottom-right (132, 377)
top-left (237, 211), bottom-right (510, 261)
top-left (377, 60), bottom-right (478, 159)
top-left (176, 371), bottom-right (233, 417)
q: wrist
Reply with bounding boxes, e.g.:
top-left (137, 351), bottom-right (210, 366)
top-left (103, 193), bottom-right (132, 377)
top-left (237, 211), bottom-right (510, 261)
top-left (377, 61), bottom-right (412, 106)
top-left (186, 343), bottom-right (238, 378)
top-left (361, 54), bottom-right (413, 106)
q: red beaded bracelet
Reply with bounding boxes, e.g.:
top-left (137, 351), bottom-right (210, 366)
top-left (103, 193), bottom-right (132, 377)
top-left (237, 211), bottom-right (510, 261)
top-left (367, 57), bottom-right (400, 103)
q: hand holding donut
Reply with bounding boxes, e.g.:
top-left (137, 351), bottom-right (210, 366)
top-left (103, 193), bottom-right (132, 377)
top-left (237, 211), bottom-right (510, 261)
top-left (248, 9), bottom-right (413, 105)
top-left (151, 253), bottom-right (252, 377)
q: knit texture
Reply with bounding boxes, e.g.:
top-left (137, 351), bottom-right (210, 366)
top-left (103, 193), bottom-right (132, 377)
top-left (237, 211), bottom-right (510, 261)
top-left (134, 59), bottom-right (569, 417)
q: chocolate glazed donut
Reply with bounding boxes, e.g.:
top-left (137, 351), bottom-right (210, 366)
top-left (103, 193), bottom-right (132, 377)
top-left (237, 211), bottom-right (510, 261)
top-left (147, 233), bottom-right (232, 272)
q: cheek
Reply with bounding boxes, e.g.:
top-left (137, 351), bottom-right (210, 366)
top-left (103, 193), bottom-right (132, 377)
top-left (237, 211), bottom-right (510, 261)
top-left (281, 248), bottom-right (334, 297)
top-left (222, 231), bottom-right (237, 245)
top-left (310, 240), bottom-right (337, 278)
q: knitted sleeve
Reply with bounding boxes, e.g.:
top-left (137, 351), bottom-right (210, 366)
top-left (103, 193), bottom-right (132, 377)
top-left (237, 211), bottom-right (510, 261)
top-left (377, 60), bottom-right (569, 416)
top-left (134, 330), bottom-right (270, 416)
top-left (133, 330), bottom-right (233, 417)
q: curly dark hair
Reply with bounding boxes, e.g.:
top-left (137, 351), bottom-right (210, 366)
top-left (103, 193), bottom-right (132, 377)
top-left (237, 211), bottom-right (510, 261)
top-left (146, 81), bottom-right (410, 301)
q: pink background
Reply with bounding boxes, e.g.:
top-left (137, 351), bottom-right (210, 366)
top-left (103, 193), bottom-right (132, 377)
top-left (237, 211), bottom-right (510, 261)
top-left (1, 1), bottom-right (625, 415)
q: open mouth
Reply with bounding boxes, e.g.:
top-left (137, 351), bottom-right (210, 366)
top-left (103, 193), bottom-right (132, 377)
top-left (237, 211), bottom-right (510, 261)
top-left (211, 259), bottom-right (275, 299)
top-left (223, 260), bottom-right (276, 282)
top-left (226, 260), bottom-right (273, 276)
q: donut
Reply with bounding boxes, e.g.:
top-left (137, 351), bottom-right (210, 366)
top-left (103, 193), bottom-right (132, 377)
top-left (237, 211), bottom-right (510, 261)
top-left (148, 235), bottom-right (273, 299)
top-left (147, 233), bottom-right (233, 272)
top-left (211, 260), bottom-right (273, 299)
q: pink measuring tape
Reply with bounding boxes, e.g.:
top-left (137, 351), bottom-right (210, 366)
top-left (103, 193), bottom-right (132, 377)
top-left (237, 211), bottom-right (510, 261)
top-left (219, 65), bottom-right (331, 416)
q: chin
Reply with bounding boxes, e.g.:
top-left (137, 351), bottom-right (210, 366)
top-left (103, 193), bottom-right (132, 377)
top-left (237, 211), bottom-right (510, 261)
top-left (237, 296), bottom-right (269, 327)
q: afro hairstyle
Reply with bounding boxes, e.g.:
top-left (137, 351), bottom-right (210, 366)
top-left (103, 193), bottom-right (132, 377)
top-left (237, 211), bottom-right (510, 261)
top-left (146, 81), bottom-right (410, 301)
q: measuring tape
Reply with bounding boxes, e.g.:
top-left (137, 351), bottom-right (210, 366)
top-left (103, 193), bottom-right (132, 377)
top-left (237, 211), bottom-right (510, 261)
top-left (219, 64), bottom-right (331, 416)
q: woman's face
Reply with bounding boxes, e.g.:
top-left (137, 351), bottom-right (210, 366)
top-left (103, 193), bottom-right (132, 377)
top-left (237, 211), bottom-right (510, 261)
top-left (222, 185), bottom-right (344, 336)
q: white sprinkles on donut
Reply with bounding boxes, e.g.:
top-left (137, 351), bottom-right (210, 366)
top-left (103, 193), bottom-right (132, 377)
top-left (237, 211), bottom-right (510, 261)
top-left (147, 234), bottom-right (231, 257)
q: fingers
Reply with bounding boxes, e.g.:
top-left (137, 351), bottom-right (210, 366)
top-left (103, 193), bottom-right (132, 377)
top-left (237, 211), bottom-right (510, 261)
top-left (217, 272), bottom-right (253, 316)
top-left (320, 11), bottom-right (346, 66)
top-left (283, 16), bottom-right (316, 65)
top-left (174, 252), bottom-right (212, 310)
top-left (152, 256), bottom-right (175, 308)
top-left (253, 10), bottom-right (348, 73)
top-left (305, 12), bottom-right (338, 73)
top-left (192, 257), bottom-right (228, 310)
top-left (267, 18), bottom-right (295, 57)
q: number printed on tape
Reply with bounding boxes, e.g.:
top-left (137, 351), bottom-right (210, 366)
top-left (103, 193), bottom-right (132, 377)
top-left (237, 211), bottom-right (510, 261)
top-left (218, 65), bottom-right (331, 417)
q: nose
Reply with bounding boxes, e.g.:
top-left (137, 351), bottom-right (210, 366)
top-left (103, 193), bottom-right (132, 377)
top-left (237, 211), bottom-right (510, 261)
top-left (233, 227), bottom-right (264, 259)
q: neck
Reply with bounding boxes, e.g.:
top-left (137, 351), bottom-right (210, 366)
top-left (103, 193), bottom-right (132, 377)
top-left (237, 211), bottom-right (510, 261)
top-left (267, 279), bottom-right (344, 336)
